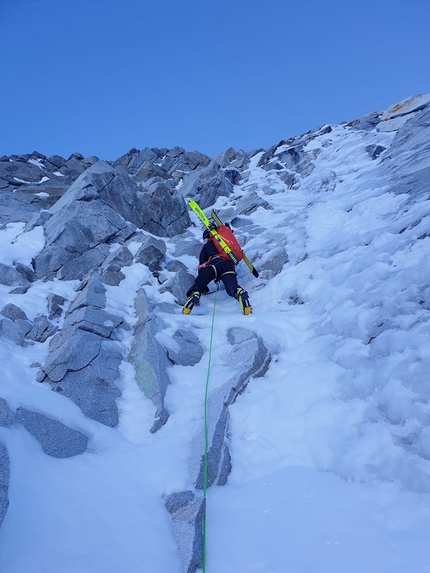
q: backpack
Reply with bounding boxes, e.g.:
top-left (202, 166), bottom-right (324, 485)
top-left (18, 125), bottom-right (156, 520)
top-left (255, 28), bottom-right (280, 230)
top-left (211, 225), bottom-right (243, 264)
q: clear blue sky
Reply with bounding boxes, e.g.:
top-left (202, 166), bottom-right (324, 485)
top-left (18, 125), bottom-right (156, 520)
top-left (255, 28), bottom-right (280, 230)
top-left (1, 0), bottom-right (429, 161)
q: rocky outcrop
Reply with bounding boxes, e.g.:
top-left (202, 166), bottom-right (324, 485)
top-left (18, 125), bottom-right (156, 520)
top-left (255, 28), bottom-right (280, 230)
top-left (127, 290), bottom-right (172, 433)
top-left (190, 328), bottom-right (271, 489)
top-left (38, 275), bottom-right (123, 427)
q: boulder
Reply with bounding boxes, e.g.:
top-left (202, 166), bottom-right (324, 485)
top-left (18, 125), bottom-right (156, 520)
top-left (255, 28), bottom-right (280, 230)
top-left (15, 408), bottom-right (89, 457)
top-left (0, 317), bottom-right (32, 345)
top-left (1, 303), bottom-right (28, 321)
top-left (164, 329), bottom-right (204, 366)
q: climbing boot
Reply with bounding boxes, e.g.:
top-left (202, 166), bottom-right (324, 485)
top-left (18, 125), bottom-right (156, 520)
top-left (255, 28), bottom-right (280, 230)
top-left (182, 291), bottom-right (201, 315)
top-left (235, 288), bottom-right (252, 315)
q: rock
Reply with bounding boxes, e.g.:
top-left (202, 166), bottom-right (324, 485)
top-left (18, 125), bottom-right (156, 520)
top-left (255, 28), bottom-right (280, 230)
top-left (159, 264), bottom-right (196, 305)
top-left (27, 315), bottom-right (58, 343)
top-left (0, 263), bottom-right (29, 287)
top-left (349, 111), bottom-right (381, 131)
top-left (190, 328), bottom-right (271, 489)
top-left (178, 161), bottom-right (234, 208)
top-left (235, 190), bottom-right (272, 216)
top-left (138, 181), bottom-right (191, 237)
top-left (0, 398), bottom-right (12, 427)
top-left (166, 491), bottom-right (205, 573)
top-left (164, 329), bottom-right (204, 366)
top-left (47, 294), bottom-right (66, 319)
top-left (167, 328), bottom-right (205, 366)
top-left (215, 147), bottom-right (249, 169)
top-left (100, 245), bottom-right (134, 286)
top-left (0, 444), bottom-right (10, 530)
top-left (14, 263), bottom-right (37, 283)
top-left (56, 243), bottom-right (111, 281)
top-left (160, 147), bottom-right (210, 174)
top-left (365, 144), bottom-right (386, 160)
top-left (0, 191), bottom-right (39, 225)
top-left (133, 161), bottom-right (170, 183)
top-left (24, 210), bottom-right (52, 232)
top-left (67, 276), bottom-right (106, 315)
top-left (34, 198), bottom-right (136, 280)
top-left (52, 341), bottom-right (122, 427)
top-left (134, 236), bottom-right (166, 271)
top-left (111, 147), bottom-right (162, 175)
top-left (128, 289), bottom-right (171, 433)
top-left (63, 306), bottom-right (121, 338)
top-left (15, 408), bottom-right (89, 457)
top-left (1, 303), bottom-right (28, 321)
top-left (39, 275), bottom-right (122, 426)
top-left (42, 326), bottom-right (103, 382)
top-left (45, 154), bottom-right (66, 170)
top-left (0, 317), bottom-right (32, 345)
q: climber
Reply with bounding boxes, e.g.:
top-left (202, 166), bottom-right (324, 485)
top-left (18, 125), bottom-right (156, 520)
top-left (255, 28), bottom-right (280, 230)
top-left (182, 229), bottom-right (252, 315)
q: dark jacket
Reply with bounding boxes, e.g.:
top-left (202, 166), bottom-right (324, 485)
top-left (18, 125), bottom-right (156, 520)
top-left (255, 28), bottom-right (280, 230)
top-left (199, 240), bottom-right (221, 265)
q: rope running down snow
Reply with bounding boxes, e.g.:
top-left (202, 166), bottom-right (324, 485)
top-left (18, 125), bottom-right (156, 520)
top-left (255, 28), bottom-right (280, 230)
top-left (202, 281), bottom-right (220, 572)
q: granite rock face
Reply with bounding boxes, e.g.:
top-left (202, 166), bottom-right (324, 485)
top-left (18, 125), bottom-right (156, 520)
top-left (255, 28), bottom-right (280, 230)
top-left (127, 290), bottom-right (172, 433)
top-left (15, 408), bottom-right (89, 457)
top-left (190, 328), bottom-right (271, 489)
top-left (38, 275), bottom-right (123, 427)
top-left (166, 491), bottom-right (205, 573)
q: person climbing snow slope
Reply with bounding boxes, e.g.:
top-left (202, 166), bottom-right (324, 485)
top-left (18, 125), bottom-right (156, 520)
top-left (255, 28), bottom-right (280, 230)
top-left (182, 228), bottom-right (252, 315)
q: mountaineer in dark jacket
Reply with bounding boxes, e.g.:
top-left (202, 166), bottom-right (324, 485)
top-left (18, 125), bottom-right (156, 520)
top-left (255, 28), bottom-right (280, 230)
top-left (182, 229), bottom-right (251, 315)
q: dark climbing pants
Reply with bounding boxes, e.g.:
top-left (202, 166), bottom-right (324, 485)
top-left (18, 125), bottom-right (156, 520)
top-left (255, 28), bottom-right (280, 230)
top-left (187, 258), bottom-right (239, 298)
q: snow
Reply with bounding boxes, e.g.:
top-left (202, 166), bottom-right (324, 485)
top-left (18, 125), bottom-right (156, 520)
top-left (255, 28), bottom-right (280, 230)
top-left (1, 115), bottom-right (430, 572)
top-left (13, 176), bottom-right (50, 184)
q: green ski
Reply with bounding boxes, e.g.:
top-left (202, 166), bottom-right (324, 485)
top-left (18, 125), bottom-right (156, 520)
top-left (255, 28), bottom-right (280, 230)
top-left (188, 200), bottom-right (239, 265)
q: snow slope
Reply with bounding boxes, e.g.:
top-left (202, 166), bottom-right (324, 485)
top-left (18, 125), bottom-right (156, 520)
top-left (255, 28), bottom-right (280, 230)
top-left (1, 96), bottom-right (430, 572)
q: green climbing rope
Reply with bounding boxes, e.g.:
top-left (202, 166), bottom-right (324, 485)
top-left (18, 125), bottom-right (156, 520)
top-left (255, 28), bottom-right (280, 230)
top-left (202, 281), bottom-right (220, 573)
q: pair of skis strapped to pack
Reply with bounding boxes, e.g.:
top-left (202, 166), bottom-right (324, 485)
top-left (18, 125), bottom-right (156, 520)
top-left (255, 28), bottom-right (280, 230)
top-left (188, 200), bottom-right (259, 277)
